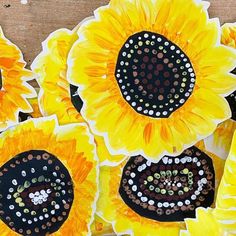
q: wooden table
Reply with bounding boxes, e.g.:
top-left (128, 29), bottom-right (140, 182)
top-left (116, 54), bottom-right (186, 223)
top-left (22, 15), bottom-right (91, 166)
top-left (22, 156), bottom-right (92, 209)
top-left (0, 0), bottom-right (236, 67)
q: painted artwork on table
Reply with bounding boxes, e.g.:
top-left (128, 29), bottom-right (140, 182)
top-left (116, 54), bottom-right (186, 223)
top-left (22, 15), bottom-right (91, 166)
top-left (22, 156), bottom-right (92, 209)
top-left (0, 0), bottom-right (236, 235)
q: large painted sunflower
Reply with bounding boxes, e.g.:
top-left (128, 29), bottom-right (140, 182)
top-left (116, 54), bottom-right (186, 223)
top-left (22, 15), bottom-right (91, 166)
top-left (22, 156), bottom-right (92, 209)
top-left (0, 116), bottom-right (98, 235)
top-left (0, 27), bottom-right (36, 132)
top-left (96, 141), bottom-right (225, 235)
top-left (182, 131), bottom-right (236, 236)
top-left (31, 26), bottom-right (125, 165)
top-left (67, 0), bottom-right (236, 161)
top-left (205, 22), bottom-right (236, 160)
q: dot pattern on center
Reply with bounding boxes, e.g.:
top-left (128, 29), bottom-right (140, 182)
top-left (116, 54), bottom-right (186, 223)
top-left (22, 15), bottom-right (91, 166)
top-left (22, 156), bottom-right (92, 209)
top-left (119, 146), bottom-right (215, 222)
top-left (0, 150), bottom-right (74, 235)
top-left (115, 31), bottom-right (196, 118)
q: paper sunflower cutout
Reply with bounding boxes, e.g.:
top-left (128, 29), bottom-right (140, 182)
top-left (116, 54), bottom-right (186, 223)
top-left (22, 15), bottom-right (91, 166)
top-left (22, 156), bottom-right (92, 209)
top-left (0, 27), bottom-right (36, 132)
top-left (205, 22), bottom-right (236, 159)
top-left (182, 131), bottom-right (236, 235)
top-left (31, 27), bottom-right (125, 165)
top-left (0, 116), bottom-right (98, 235)
top-left (67, 0), bottom-right (236, 161)
top-left (96, 141), bottom-right (225, 235)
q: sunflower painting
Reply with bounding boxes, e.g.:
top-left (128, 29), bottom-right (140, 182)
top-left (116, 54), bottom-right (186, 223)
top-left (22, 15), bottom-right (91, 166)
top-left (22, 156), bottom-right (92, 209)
top-left (205, 22), bottom-right (236, 160)
top-left (0, 27), bottom-right (36, 132)
top-left (0, 116), bottom-right (99, 236)
top-left (97, 141), bottom-right (226, 235)
top-left (67, 0), bottom-right (236, 162)
top-left (31, 26), bottom-right (126, 165)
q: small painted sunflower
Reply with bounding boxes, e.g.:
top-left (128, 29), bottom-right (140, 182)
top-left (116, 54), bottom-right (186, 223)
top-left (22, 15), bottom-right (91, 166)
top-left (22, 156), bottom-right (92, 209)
top-left (96, 141), bottom-right (225, 235)
top-left (205, 22), bottom-right (236, 160)
top-left (0, 116), bottom-right (98, 235)
top-left (67, 0), bottom-right (236, 161)
top-left (182, 131), bottom-right (236, 236)
top-left (0, 26), bottom-right (36, 132)
top-left (31, 27), bottom-right (125, 165)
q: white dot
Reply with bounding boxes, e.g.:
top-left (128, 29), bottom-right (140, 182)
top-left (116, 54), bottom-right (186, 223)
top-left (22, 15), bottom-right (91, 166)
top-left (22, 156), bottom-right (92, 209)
top-left (199, 170), bottom-right (204, 176)
top-left (175, 158), bottom-right (180, 164)
top-left (141, 197), bottom-right (148, 202)
top-left (148, 200), bottom-right (155, 205)
top-left (137, 106), bottom-right (142, 111)
top-left (128, 179), bottom-right (133, 185)
top-left (170, 46), bottom-right (175, 50)
top-left (34, 218), bottom-right (38, 222)
top-left (131, 102), bottom-right (136, 107)
top-left (177, 201), bottom-right (183, 207)
top-left (177, 183), bottom-right (182, 187)
top-left (12, 179), bottom-right (17, 185)
top-left (130, 172), bottom-right (136, 178)
top-left (9, 188), bottom-right (14, 193)
top-left (22, 218), bottom-right (26, 222)
top-left (157, 202), bottom-right (163, 208)
top-left (126, 96), bottom-right (131, 101)
top-left (21, 171), bottom-right (26, 177)
top-left (163, 202), bottom-right (169, 208)
top-left (137, 192), bottom-right (142, 197)
top-left (31, 168), bottom-right (35, 173)
top-left (144, 33), bottom-right (149, 38)
top-left (191, 195), bottom-right (196, 200)
top-left (132, 185), bottom-right (137, 191)
top-left (39, 216), bottom-right (44, 220)
top-left (28, 220), bottom-right (32, 224)
top-left (29, 193), bottom-right (34, 198)
top-left (9, 205), bottom-right (14, 210)
top-left (148, 110), bottom-right (154, 115)
top-left (163, 111), bottom-right (168, 116)
top-left (16, 212), bottom-right (21, 217)
top-left (185, 200), bottom-right (190, 205)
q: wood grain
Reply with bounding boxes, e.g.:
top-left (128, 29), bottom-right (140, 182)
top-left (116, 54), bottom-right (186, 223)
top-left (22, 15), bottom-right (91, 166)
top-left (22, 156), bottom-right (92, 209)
top-left (0, 0), bottom-right (236, 66)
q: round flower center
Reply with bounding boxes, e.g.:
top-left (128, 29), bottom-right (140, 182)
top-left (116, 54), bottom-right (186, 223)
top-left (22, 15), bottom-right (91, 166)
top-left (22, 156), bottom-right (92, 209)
top-left (0, 150), bottom-right (74, 235)
top-left (226, 91), bottom-right (236, 121)
top-left (115, 31), bottom-right (196, 118)
top-left (119, 146), bottom-right (215, 222)
top-left (70, 84), bottom-right (83, 113)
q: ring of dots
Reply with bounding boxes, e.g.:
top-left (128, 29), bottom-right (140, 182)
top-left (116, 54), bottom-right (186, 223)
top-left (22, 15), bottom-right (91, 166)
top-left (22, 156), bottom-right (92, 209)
top-left (119, 146), bottom-right (215, 222)
top-left (0, 150), bottom-right (74, 235)
top-left (115, 31), bottom-right (196, 118)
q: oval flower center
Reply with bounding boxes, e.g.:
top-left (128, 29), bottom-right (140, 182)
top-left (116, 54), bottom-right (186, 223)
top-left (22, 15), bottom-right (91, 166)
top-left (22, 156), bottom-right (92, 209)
top-left (0, 150), bottom-right (74, 235)
top-left (115, 31), bottom-right (196, 118)
top-left (119, 146), bottom-right (215, 222)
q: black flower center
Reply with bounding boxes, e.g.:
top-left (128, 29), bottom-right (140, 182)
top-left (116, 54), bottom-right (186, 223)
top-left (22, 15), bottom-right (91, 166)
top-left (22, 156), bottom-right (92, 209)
top-left (119, 146), bottom-right (215, 222)
top-left (70, 84), bottom-right (83, 113)
top-left (0, 150), bottom-right (74, 235)
top-left (115, 31), bottom-right (196, 118)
